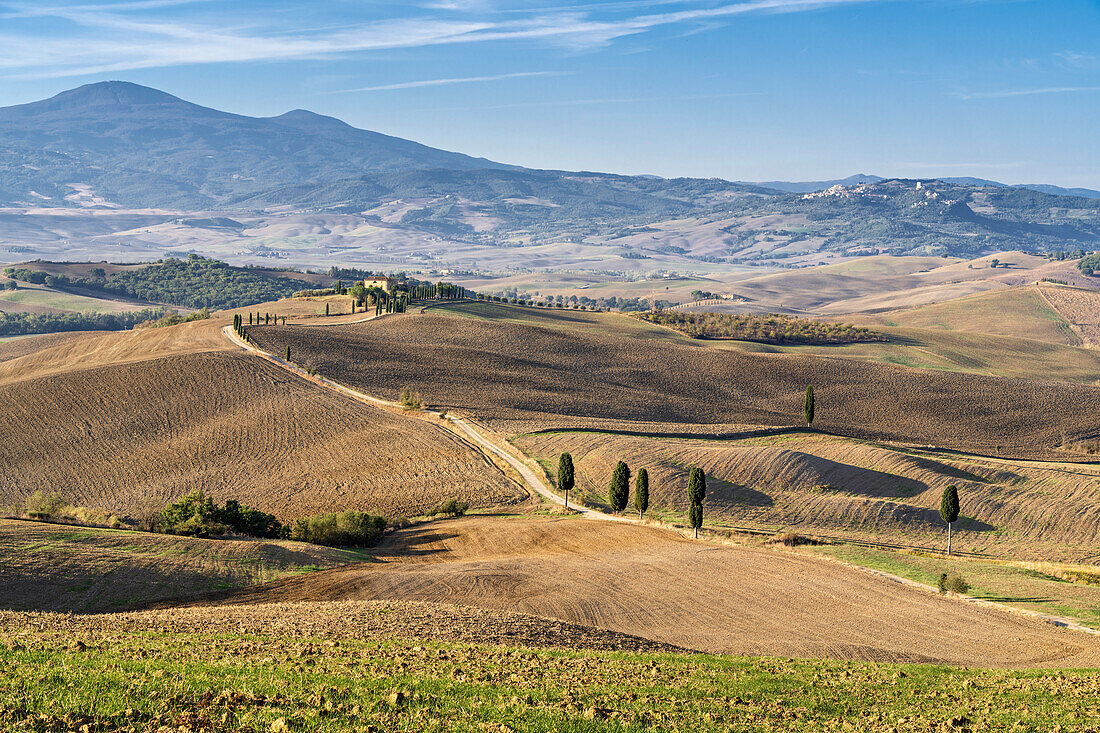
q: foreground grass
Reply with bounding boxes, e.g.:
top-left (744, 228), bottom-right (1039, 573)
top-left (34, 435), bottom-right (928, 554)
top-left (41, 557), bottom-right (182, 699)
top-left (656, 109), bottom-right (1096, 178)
top-left (3, 626), bottom-right (1100, 732)
top-left (811, 544), bottom-right (1100, 630)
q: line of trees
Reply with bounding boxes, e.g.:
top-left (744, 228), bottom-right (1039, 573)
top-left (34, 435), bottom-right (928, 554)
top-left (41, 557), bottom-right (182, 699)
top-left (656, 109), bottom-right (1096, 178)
top-left (638, 311), bottom-right (885, 345)
top-left (557, 453), bottom-right (703, 533)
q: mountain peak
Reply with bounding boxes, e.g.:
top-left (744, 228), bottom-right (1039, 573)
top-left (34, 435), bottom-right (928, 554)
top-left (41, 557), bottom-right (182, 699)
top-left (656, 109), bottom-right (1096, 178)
top-left (270, 108), bottom-right (354, 130)
top-left (0, 81), bottom-right (195, 119)
top-left (48, 81), bottom-right (187, 108)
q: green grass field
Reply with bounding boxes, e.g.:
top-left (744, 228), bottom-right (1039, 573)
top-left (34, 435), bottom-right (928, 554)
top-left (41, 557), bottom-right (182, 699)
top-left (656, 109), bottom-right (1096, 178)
top-left (857, 287), bottom-right (1078, 345)
top-left (0, 287), bottom-right (140, 314)
top-left (809, 544), bottom-right (1100, 630)
top-left (3, 624), bottom-right (1099, 732)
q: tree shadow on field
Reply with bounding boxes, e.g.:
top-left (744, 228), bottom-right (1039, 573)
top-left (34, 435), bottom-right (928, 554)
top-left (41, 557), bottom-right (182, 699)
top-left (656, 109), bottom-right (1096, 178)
top-left (903, 452), bottom-right (1019, 484)
top-left (973, 594), bottom-right (1057, 604)
top-left (705, 476), bottom-right (773, 508)
top-left (378, 529), bottom-right (459, 559)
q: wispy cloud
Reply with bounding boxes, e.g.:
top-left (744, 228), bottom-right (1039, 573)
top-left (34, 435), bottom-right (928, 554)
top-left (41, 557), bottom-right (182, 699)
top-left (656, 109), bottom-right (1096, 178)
top-left (0, 0), bottom-right (893, 79)
top-left (1056, 50), bottom-right (1098, 68)
top-left (331, 71), bottom-right (561, 93)
top-left (955, 86), bottom-right (1100, 100)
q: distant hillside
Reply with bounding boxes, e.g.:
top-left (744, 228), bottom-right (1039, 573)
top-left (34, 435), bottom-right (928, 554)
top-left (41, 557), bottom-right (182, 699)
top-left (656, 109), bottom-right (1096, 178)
top-left (752, 174), bottom-right (1100, 199)
top-left (1, 82), bottom-right (1098, 261)
top-left (0, 81), bottom-right (761, 227)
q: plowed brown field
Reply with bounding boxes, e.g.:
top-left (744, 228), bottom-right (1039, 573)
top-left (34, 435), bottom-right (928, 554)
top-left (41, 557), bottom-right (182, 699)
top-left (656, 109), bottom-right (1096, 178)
top-left (1, 599), bottom-right (680, 653)
top-left (0, 351), bottom-right (523, 519)
top-left (249, 304), bottom-right (1100, 459)
top-left (515, 431), bottom-right (1100, 557)
top-left (204, 514), bottom-right (1100, 668)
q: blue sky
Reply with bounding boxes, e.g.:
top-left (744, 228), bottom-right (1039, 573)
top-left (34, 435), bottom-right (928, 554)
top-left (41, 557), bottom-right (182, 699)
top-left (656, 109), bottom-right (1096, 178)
top-left (1, 0), bottom-right (1098, 187)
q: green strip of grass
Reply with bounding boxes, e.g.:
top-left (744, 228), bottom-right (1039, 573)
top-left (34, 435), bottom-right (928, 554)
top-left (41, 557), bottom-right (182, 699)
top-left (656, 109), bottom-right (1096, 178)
top-left (2, 631), bottom-right (1098, 732)
top-left (811, 544), bottom-right (1100, 630)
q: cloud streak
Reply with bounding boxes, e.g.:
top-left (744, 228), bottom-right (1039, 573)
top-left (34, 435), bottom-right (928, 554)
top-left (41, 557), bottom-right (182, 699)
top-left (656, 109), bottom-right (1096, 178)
top-left (956, 86), bottom-right (1100, 100)
top-left (332, 71), bottom-right (561, 92)
top-left (0, 0), bottom-right (890, 79)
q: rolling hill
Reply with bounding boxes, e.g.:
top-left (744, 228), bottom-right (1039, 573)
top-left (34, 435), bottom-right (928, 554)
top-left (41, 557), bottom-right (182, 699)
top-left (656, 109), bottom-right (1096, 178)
top-left (0, 319), bottom-right (524, 521)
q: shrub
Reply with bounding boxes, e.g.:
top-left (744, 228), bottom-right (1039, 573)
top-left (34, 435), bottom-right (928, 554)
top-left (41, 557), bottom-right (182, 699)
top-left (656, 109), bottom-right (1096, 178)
top-left (426, 499), bottom-right (469, 517)
top-left (766, 532), bottom-right (819, 547)
top-left (400, 388), bottom-right (423, 410)
top-left (938, 573), bottom-right (970, 595)
top-left (290, 511), bottom-right (386, 547)
top-left (23, 491), bottom-right (68, 519)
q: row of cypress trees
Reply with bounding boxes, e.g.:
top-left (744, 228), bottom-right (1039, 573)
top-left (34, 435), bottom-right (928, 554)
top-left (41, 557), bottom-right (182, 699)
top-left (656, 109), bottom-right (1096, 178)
top-left (241, 312), bottom-right (285, 326)
top-left (557, 453), bottom-right (707, 536)
top-left (231, 313), bottom-right (251, 344)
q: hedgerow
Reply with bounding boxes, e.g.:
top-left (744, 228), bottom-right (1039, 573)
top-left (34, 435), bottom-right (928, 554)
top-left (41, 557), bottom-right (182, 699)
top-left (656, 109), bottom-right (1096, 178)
top-left (638, 311), bottom-right (885, 345)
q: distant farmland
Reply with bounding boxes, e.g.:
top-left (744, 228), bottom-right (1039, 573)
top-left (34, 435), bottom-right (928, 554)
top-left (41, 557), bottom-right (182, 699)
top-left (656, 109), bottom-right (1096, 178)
top-left (250, 302), bottom-right (1100, 459)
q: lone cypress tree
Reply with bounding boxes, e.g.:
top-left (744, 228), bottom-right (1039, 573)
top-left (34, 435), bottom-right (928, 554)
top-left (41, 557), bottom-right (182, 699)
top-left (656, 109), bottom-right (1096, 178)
top-left (804, 385), bottom-right (815, 426)
top-left (635, 467), bottom-right (649, 520)
top-left (325, 303), bottom-right (330, 316)
top-left (688, 467), bottom-right (706, 506)
top-left (688, 502), bottom-right (703, 538)
top-left (687, 467), bottom-right (706, 538)
top-left (558, 453), bottom-right (574, 510)
top-left (939, 484), bottom-right (960, 556)
top-left (609, 460), bottom-right (630, 512)
top-left (285, 345), bottom-right (291, 361)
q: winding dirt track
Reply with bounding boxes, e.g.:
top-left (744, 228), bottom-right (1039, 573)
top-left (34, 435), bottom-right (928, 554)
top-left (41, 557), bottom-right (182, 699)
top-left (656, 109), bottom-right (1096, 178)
top-left (207, 515), bottom-right (1100, 668)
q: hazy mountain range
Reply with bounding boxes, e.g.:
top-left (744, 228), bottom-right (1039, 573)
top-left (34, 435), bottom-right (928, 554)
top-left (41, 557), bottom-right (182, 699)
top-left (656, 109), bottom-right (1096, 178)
top-left (1, 81), bottom-right (1098, 265)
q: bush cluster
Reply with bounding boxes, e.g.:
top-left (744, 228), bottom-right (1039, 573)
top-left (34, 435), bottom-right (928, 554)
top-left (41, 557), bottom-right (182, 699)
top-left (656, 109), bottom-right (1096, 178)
top-left (6, 255), bottom-right (307, 309)
top-left (425, 499), bottom-right (469, 517)
top-left (938, 573), bottom-right (970, 594)
top-left (289, 511), bottom-right (386, 547)
top-left (161, 491), bottom-right (281, 539)
top-left (638, 311), bottom-right (885, 345)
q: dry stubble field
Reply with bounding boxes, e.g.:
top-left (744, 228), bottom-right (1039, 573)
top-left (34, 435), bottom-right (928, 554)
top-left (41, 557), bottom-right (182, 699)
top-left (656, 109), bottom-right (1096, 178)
top-left (250, 302), bottom-right (1100, 460)
top-left (202, 514), bottom-right (1100, 668)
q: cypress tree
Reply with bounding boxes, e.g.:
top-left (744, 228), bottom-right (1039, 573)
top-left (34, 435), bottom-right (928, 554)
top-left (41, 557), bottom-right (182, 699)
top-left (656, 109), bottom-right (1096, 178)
top-left (558, 453), bottom-right (574, 510)
top-left (804, 385), bottom-right (815, 426)
top-left (325, 303), bottom-right (330, 316)
top-left (688, 502), bottom-right (703, 538)
top-left (688, 467), bottom-right (706, 506)
top-left (249, 312), bottom-right (253, 325)
top-left (687, 467), bottom-right (706, 538)
top-left (635, 467), bottom-right (649, 520)
top-left (609, 460), bottom-right (630, 512)
top-left (286, 345), bottom-right (291, 361)
top-left (939, 485), bottom-right (960, 556)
